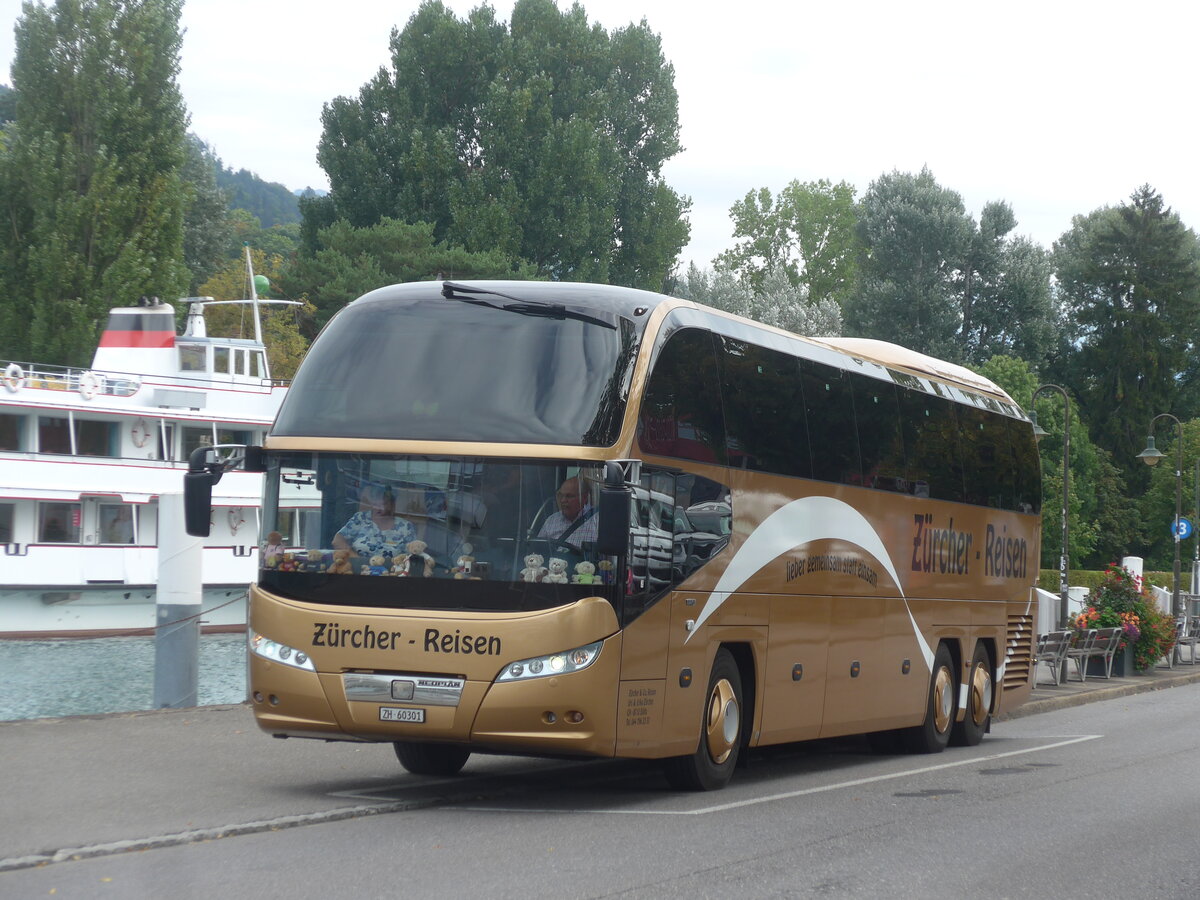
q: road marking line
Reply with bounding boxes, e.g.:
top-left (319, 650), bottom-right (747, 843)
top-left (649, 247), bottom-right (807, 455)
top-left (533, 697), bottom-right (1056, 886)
top-left (456, 734), bottom-right (1103, 816)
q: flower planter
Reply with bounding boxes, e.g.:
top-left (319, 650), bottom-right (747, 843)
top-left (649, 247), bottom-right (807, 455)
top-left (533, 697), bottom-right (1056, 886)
top-left (1087, 647), bottom-right (1134, 678)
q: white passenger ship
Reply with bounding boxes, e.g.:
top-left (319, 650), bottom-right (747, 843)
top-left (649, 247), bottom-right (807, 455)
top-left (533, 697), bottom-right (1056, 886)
top-left (1, 295), bottom-right (287, 637)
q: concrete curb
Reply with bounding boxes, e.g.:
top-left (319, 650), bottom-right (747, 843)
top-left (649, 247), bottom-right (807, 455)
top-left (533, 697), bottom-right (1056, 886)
top-left (997, 666), bottom-right (1200, 721)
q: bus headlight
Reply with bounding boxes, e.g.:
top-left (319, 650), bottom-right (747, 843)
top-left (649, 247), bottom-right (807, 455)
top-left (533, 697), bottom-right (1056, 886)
top-left (249, 632), bottom-right (316, 671)
top-left (497, 641), bottom-right (603, 682)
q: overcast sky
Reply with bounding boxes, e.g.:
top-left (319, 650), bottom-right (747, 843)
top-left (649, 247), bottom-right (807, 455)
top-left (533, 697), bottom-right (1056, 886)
top-left (3, 0), bottom-right (1199, 270)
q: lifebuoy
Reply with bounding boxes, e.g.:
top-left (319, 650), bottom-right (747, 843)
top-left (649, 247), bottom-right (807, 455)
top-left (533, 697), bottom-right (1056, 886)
top-left (3, 363), bottom-right (24, 393)
top-left (78, 371), bottom-right (101, 400)
top-left (131, 418), bottom-right (149, 448)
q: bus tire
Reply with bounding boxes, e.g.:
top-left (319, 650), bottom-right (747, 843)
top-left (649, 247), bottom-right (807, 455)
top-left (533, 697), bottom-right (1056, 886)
top-left (950, 643), bottom-right (993, 747)
top-left (663, 648), bottom-right (743, 791)
top-left (393, 741), bottom-right (471, 776)
top-left (901, 643), bottom-right (955, 754)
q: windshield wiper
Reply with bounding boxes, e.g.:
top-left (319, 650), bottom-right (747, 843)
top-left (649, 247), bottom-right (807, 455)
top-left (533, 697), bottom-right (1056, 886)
top-left (441, 281), bottom-right (616, 330)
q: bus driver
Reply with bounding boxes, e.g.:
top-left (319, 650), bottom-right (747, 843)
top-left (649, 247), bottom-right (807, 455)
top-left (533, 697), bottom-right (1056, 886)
top-left (538, 475), bottom-right (598, 544)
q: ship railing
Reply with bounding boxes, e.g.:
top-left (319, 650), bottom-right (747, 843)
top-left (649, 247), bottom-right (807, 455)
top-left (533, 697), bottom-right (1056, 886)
top-left (3, 361), bottom-right (141, 398)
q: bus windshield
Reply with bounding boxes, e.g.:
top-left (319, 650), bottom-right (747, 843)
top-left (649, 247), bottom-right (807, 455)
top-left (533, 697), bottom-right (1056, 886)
top-left (259, 453), bottom-right (620, 612)
top-left (272, 294), bottom-right (639, 446)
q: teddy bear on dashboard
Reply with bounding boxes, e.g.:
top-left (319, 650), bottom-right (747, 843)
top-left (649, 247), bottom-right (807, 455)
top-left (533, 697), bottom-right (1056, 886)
top-left (543, 557), bottom-right (570, 584)
top-left (326, 548), bottom-right (354, 575)
top-left (571, 560), bottom-right (596, 585)
top-left (520, 552), bottom-right (546, 583)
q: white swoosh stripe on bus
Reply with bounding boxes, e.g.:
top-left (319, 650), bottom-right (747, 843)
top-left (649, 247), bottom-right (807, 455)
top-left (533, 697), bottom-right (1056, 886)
top-left (686, 495), bottom-right (934, 671)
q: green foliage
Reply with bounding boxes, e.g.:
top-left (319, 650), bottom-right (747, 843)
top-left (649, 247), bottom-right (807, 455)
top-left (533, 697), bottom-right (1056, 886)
top-left (846, 168), bottom-right (972, 360)
top-left (1055, 186), bottom-right (1200, 490)
top-left (182, 135), bottom-right (233, 294)
top-left (0, 84), bottom-right (14, 125)
top-left (717, 179), bottom-right (860, 307)
top-left (1134, 418), bottom-right (1200, 570)
top-left (279, 217), bottom-right (536, 333)
top-left (672, 263), bottom-right (842, 336)
top-left (847, 168), bottom-right (1060, 366)
top-left (312, 0), bottom-right (689, 289)
top-left (214, 165), bottom-right (300, 228)
top-left (0, 0), bottom-right (190, 365)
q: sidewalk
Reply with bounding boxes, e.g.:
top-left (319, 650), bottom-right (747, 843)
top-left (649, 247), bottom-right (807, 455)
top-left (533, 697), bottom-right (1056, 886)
top-left (998, 657), bottom-right (1200, 720)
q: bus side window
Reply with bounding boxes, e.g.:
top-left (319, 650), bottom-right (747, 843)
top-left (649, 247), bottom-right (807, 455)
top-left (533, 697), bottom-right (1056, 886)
top-left (798, 360), bottom-right (860, 486)
top-left (717, 338), bottom-right (811, 478)
top-left (638, 328), bottom-right (727, 465)
top-left (898, 390), bottom-right (966, 504)
top-left (850, 375), bottom-right (906, 493)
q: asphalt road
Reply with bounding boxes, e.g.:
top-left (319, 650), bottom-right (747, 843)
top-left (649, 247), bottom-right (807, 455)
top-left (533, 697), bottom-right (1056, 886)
top-left (3, 677), bottom-right (1200, 898)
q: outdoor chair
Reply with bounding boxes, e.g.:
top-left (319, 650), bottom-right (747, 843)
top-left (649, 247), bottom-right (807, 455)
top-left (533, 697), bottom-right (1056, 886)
top-left (1180, 619), bottom-right (1200, 667)
top-left (1159, 619), bottom-right (1187, 669)
top-left (1173, 617), bottom-right (1199, 665)
top-left (1034, 630), bottom-right (1072, 687)
top-left (1084, 627), bottom-right (1125, 679)
top-left (1066, 628), bottom-right (1098, 682)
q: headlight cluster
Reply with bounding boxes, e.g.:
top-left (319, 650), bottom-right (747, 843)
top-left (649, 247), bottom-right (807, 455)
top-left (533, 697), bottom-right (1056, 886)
top-left (497, 641), bottom-right (603, 682)
top-left (249, 632), bottom-right (316, 671)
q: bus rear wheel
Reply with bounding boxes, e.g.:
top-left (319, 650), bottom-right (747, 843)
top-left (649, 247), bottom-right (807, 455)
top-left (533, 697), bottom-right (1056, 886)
top-left (663, 648), bottom-right (743, 791)
top-left (950, 643), bottom-right (992, 747)
top-left (901, 643), bottom-right (955, 754)
top-left (393, 741), bottom-right (471, 776)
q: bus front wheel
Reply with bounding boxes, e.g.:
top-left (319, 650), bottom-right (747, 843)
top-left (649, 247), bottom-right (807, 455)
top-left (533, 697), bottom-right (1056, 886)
top-left (902, 643), bottom-right (955, 754)
top-left (663, 648), bottom-right (743, 791)
top-left (393, 741), bottom-right (471, 776)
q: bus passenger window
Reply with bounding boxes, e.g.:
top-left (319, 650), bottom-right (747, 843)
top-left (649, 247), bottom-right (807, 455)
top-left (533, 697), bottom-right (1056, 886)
top-left (718, 339), bottom-right (810, 478)
top-left (639, 329), bottom-right (727, 465)
top-left (851, 376), bottom-right (906, 493)
top-left (798, 360), bottom-right (860, 486)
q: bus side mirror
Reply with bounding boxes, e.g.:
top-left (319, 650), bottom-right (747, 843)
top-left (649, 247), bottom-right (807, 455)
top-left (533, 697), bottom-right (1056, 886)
top-left (184, 446), bottom-right (222, 537)
top-left (596, 461), bottom-right (630, 557)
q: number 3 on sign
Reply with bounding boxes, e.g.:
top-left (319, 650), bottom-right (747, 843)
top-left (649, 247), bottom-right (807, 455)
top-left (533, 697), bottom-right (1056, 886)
top-left (1173, 517), bottom-right (1193, 540)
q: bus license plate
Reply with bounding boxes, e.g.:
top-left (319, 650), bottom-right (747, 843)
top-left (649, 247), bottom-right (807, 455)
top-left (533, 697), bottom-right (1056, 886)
top-left (379, 707), bottom-right (425, 723)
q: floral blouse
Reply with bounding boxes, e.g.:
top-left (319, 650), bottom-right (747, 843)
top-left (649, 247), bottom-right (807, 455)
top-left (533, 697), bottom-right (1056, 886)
top-left (336, 511), bottom-right (417, 560)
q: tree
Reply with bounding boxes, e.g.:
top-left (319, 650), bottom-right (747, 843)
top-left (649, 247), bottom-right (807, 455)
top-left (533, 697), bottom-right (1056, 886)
top-left (961, 202), bottom-right (1057, 367)
top-left (0, 0), bottom-right (191, 365)
top-left (847, 169), bottom-right (1059, 366)
top-left (717, 179), bottom-right (859, 307)
top-left (182, 135), bottom-right (233, 294)
top-left (280, 217), bottom-right (537, 333)
top-left (672, 263), bottom-right (842, 336)
top-left (311, 0), bottom-right (689, 290)
top-left (1054, 186), bottom-right (1200, 487)
top-left (846, 168), bottom-right (972, 360)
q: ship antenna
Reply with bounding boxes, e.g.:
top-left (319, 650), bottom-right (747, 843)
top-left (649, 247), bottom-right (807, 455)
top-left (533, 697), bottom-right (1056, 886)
top-left (246, 243), bottom-right (263, 345)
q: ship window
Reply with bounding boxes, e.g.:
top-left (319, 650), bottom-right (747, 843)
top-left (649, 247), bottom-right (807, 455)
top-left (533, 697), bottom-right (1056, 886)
top-left (214, 347), bottom-right (230, 373)
top-left (235, 349), bottom-right (247, 376)
top-left (250, 351), bottom-right (263, 378)
top-left (76, 420), bottom-right (117, 457)
top-left (0, 503), bottom-right (13, 542)
top-left (98, 502), bottom-right (136, 544)
top-left (0, 413), bottom-right (22, 450)
top-left (182, 426), bottom-right (214, 459)
top-left (179, 344), bottom-right (206, 372)
top-left (38, 417), bottom-right (72, 454)
top-left (39, 501), bottom-right (80, 543)
top-left (216, 428), bottom-right (252, 446)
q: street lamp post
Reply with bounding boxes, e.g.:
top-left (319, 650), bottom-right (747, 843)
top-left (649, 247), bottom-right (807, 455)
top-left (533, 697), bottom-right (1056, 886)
top-left (1031, 385), bottom-right (1070, 628)
top-left (1136, 413), bottom-right (1184, 619)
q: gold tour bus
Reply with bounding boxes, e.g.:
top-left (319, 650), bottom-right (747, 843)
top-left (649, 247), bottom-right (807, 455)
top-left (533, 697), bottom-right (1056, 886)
top-left (185, 280), bottom-right (1041, 791)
